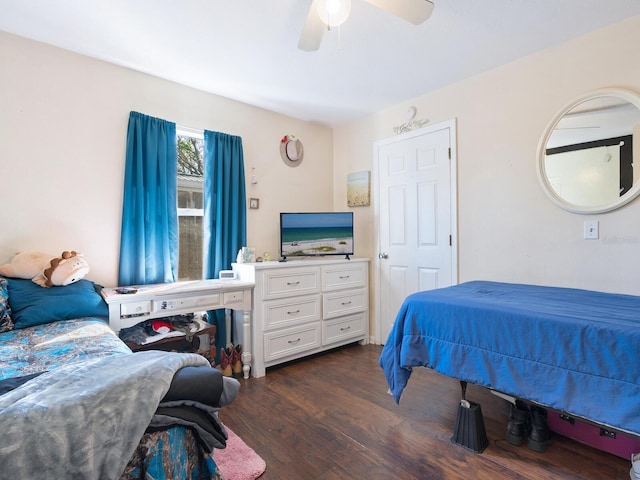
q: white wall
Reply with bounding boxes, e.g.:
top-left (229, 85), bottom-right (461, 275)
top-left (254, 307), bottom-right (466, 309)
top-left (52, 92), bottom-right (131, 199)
top-left (334, 16), bottom-right (640, 303)
top-left (0, 31), bottom-right (334, 286)
top-left (4, 16), bottom-right (640, 303)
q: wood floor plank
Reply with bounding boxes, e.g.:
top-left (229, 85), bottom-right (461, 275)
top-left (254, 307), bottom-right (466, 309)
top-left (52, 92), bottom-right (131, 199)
top-left (219, 344), bottom-right (630, 479)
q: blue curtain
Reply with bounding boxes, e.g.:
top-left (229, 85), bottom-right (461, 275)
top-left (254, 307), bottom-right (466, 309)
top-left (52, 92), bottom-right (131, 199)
top-left (203, 130), bottom-right (247, 354)
top-left (118, 112), bottom-right (178, 286)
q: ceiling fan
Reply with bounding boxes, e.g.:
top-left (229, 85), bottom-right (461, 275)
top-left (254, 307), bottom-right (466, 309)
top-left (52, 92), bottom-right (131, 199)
top-left (298, 0), bottom-right (434, 51)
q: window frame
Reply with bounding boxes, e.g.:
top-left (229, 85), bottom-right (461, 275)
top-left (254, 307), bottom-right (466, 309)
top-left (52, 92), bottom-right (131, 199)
top-left (176, 126), bottom-right (205, 280)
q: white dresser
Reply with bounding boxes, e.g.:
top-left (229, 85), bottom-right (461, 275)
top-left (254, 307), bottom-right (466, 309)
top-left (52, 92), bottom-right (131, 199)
top-left (233, 258), bottom-right (369, 377)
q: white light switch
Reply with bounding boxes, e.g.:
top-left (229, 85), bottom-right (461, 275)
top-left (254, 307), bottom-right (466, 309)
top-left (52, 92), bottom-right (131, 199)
top-left (584, 221), bottom-right (599, 240)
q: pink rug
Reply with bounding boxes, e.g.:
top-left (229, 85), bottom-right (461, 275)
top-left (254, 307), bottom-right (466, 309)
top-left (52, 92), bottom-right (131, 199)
top-left (214, 426), bottom-right (266, 480)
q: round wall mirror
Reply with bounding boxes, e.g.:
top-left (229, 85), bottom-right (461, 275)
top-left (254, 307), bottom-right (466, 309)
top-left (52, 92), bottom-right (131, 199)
top-left (537, 88), bottom-right (640, 214)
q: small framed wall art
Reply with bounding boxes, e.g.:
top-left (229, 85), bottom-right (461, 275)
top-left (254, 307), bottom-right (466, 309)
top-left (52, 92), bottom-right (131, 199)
top-left (249, 198), bottom-right (260, 209)
top-left (347, 171), bottom-right (371, 207)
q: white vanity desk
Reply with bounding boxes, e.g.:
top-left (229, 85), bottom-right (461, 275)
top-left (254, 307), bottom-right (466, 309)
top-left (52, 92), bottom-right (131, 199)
top-left (101, 279), bottom-right (254, 379)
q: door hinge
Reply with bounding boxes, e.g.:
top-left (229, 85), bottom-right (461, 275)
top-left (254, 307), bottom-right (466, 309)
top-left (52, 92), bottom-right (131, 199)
top-left (448, 147), bottom-right (451, 160)
top-left (449, 235), bottom-right (452, 246)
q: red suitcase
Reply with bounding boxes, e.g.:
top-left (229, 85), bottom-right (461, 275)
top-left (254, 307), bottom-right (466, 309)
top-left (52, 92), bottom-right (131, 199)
top-left (547, 409), bottom-right (640, 459)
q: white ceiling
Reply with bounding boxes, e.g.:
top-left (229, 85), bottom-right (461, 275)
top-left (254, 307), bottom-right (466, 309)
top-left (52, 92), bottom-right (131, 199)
top-left (2, 0), bottom-right (640, 127)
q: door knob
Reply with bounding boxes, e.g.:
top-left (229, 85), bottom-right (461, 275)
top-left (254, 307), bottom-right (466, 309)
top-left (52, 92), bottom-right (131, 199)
top-left (378, 252), bottom-right (388, 259)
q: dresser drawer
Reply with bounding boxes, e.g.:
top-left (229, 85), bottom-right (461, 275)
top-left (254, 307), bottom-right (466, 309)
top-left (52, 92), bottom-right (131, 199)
top-left (263, 295), bottom-right (321, 330)
top-left (264, 323), bottom-right (321, 362)
top-left (322, 312), bottom-right (366, 346)
top-left (322, 263), bottom-right (366, 291)
top-left (262, 268), bottom-right (321, 300)
top-left (323, 288), bottom-right (367, 319)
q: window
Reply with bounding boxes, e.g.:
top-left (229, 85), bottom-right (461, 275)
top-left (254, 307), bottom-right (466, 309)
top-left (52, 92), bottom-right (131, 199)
top-left (177, 129), bottom-right (204, 280)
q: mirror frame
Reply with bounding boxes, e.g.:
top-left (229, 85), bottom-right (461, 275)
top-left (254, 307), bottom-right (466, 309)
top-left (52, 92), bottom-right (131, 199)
top-left (537, 87), bottom-right (640, 214)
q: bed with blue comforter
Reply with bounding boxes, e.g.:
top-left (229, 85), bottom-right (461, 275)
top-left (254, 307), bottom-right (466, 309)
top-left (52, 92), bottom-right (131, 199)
top-left (379, 280), bottom-right (640, 436)
top-left (0, 276), bottom-right (229, 480)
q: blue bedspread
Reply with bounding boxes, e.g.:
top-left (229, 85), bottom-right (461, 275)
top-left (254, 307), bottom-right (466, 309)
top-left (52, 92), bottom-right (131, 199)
top-left (379, 281), bottom-right (640, 435)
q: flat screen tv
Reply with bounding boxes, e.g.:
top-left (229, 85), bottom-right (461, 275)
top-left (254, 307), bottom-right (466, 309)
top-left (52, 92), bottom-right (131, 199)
top-left (280, 212), bottom-right (354, 260)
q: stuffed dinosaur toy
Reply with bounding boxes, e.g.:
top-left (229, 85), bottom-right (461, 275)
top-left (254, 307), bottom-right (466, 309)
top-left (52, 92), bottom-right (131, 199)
top-left (0, 251), bottom-right (90, 287)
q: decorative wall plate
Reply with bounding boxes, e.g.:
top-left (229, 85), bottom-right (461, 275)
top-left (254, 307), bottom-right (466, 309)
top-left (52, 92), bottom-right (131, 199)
top-left (280, 135), bottom-right (304, 167)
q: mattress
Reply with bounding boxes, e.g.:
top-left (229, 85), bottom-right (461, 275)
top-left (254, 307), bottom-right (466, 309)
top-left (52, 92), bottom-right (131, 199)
top-left (379, 280), bottom-right (640, 435)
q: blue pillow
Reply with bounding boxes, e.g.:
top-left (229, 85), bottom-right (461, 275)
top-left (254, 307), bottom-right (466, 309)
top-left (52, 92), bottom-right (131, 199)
top-left (7, 278), bottom-right (108, 329)
top-left (0, 276), bottom-right (14, 332)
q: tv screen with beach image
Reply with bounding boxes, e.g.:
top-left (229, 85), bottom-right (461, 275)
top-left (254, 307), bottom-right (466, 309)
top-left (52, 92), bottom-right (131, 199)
top-left (280, 212), bottom-right (354, 258)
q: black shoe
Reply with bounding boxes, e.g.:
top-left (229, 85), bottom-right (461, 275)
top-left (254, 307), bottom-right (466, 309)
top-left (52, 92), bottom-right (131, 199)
top-left (528, 405), bottom-right (554, 452)
top-left (506, 400), bottom-right (530, 446)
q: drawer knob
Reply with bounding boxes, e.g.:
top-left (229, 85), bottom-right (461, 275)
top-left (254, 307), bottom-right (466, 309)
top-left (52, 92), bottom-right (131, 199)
top-left (340, 326), bottom-right (351, 331)
top-left (341, 301), bottom-right (352, 306)
top-left (287, 281), bottom-right (300, 286)
top-left (287, 309), bottom-right (301, 315)
top-left (288, 338), bottom-right (302, 344)
top-left (339, 275), bottom-right (350, 279)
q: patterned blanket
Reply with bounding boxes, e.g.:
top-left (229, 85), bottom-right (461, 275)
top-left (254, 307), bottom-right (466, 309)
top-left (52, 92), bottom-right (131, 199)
top-left (0, 350), bottom-right (210, 480)
top-left (0, 317), bottom-right (130, 380)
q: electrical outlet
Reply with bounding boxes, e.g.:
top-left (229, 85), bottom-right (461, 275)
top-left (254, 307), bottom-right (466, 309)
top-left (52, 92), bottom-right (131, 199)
top-left (584, 221), bottom-right (599, 240)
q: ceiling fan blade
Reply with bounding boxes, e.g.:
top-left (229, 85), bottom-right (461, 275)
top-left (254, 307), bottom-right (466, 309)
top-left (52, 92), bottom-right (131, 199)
top-left (298, 0), bottom-right (325, 51)
top-left (364, 0), bottom-right (434, 25)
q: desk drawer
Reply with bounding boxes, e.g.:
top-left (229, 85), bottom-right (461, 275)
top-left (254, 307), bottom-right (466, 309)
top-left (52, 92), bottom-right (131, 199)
top-left (323, 288), bottom-right (367, 319)
top-left (262, 268), bottom-right (320, 300)
top-left (223, 290), bottom-right (246, 305)
top-left (322, 263), bottom-right (366, 291)
top-left (264, 323), bottom-right (321, 361)
top-left (120, 300), bottom-right (151, 318)
top-left (264, 295), bottom-right (321, 330)
top-left (153, 293), bottom-right (221, 313)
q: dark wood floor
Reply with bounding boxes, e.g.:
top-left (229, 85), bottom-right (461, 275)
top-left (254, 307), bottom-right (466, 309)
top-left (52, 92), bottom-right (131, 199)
top-left (219, 344), bottom-right (630, 480)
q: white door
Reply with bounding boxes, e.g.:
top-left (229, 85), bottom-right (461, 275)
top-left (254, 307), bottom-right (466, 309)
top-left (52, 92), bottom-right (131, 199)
top-left (375, 120), bottom-right (457, 344)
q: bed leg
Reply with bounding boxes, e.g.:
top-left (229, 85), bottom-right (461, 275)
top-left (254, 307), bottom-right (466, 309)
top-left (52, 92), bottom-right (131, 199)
top-left (451, 380), bottom-right (490, 453)
top-left (459, 380), bottom-right (467, 401)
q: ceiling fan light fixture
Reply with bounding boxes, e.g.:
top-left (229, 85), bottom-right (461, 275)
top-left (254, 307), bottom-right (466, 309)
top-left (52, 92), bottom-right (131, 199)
top-left (316, 0), bottom-right (352, 27)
